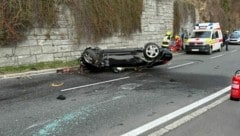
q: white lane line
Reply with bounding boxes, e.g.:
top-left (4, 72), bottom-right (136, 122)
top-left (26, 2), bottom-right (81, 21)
top-left (210, 54), bottom-right (224, 59)
top-left (121, 86), bottom-right (231, 136)
top-left (61, 76), bottom-right (130, 92)
top-left (168, 62), bottom-right (195, 70)
top-left (149, 94), bottom-right (229, 136)
top-left (230, 49), bottom-right (237, 53)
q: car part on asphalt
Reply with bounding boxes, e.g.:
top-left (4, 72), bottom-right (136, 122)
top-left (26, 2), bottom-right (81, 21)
top-left (57, 95), bottom-right (66, 100)
top-left (50, 82), bottom-right (64, 87)
top-left (80, 42), bottom-right (172, 72)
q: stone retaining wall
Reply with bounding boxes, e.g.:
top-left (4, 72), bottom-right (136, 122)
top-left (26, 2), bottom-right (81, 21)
top-left (0, 0), bottom-right (174, 67)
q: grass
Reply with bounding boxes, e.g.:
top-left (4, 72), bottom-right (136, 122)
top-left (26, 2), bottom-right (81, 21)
top-left (0, 60), bottom-right (79, 75)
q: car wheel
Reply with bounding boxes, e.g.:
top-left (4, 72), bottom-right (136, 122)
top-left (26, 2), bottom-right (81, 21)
top-left (143, 43), bottom-right (160, 60)
top-left (82, 48), bottom-right (98, 65)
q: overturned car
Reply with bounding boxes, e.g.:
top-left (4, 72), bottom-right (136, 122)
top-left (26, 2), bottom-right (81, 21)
top-left (80, 42), bottom-right (172, 72)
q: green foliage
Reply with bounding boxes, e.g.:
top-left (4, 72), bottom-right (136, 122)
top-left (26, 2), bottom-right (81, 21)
top-left (173, 0), bottom-right (196, 35)
top-left (0, 0), bottom-right (143, 46)
top-left (0, 0), bottom-right (58, 46)
top-left (221, 0), bottom-right (230, 12)
top-left (69, 0), bottom-right (143, 42)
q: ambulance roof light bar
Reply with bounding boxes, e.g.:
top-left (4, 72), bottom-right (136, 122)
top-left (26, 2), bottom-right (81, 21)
top-left (194, 23), bottom-right (221, 30)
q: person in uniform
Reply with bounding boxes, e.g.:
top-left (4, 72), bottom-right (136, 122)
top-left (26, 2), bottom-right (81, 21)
top-left (223, 30), bottom-right (229, 51)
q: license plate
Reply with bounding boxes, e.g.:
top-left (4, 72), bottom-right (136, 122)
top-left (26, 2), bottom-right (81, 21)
top-left (192, 49), bottom-right (199, 51)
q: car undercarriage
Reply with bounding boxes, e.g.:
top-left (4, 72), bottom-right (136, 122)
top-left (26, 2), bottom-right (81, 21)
top-left (80, 42), bottom-right (172, 72)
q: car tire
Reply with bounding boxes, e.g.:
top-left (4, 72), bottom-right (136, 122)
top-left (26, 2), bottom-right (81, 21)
top-left (185, 51), bottom-right (190, 54)
top-left (143, 42), bottom-right (161, 60)
top-left (81, 48), bottom-right (98, 65)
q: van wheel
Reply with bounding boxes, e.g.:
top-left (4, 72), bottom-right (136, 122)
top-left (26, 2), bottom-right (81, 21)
top-left (207, 47), bottom-right (212, 55)
top-left (218, 46), bottom-right (222, 52)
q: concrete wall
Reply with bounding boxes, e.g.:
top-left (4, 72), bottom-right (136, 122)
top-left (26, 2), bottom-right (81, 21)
top-left (0, 0), bottom-right (174, 67)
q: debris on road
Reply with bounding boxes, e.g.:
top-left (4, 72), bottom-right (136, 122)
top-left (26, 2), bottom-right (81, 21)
top-left (56, 67), bottom-right (81, 74)
top-left (169, 78), bottom-right (177, 82)
top-left (57, 95), bottom-right (66, 100)
top-left (50, 82), bottom-right (64, 87)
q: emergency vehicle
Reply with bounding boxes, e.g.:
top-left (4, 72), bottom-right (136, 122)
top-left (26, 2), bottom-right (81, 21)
top-left (185, 23), bottom-right (223, 54)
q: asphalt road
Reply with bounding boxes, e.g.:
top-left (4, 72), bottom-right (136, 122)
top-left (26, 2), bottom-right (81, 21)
top-left (0, 45), bottom-right (239, 136)
top-left (161, 96), bottom-right (240, 136)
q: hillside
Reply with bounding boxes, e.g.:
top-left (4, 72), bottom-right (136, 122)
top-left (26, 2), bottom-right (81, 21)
top-left (188, 0), bottom-right (240, 32)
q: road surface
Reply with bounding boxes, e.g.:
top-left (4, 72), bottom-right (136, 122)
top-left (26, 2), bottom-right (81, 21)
top-left (0, 45), bottom-right (239, 136)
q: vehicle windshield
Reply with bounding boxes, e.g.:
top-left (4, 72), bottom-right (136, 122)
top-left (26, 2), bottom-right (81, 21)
top-left (191, 31), bottom-right (211, 38)
top-left (230, 32), bottom-right (240, 38)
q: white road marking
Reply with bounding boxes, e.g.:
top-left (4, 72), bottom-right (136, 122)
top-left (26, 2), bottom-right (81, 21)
top-left (121, 86), bottom-right (231, 136)
top-left (61, 76), bottom-right (130, 92)
top-left (173, 52), bottom-right (184, 56)
top-left (230, 49), bottom-right (237, 53)
top-left (168, 62), bottom-right (195, 69)
top-left (148, 94), bottom-right (229, 136)
top-left (210, 54), bottom-right (224, 59)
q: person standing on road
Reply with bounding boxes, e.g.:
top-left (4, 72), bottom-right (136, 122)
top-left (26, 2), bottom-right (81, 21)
top-left (223, 30), bottom-right (229, 51)
top-left (181, 30), bottom-right (189, 50)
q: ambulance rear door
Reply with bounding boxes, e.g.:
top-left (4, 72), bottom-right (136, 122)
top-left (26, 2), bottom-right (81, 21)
top-left (211, 30), bottom-right (223, 51)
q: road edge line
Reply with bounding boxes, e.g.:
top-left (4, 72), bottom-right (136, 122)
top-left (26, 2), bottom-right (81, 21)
top-left (121, 86), bottom-right (231, 136)
top-left (148, 94), bottom-right (229, 136)
top-left (168, 62), bottom-right (195, 69)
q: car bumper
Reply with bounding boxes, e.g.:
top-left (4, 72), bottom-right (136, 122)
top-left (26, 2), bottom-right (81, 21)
top-left (228, 40), bottom-right (240, 44)
top-left (185, 45), bottom-right (210, 52)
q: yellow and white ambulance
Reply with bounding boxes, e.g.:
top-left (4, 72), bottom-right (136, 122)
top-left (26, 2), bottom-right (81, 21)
top-left (185, 23), bottom-right (223, 55)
